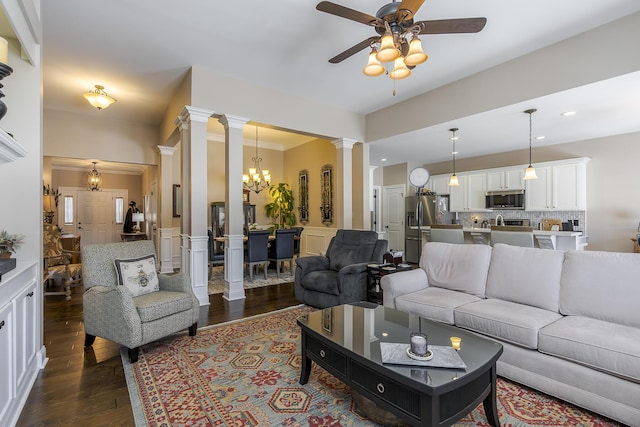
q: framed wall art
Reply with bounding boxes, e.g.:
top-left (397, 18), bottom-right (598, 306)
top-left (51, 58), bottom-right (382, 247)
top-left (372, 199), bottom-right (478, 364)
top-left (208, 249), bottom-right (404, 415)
top-left (298, 169), bottom-right (309, 224)
top-left (320, 164), bottom-right (333, 225)
top-left (173, 184), bottom-right (181, 217)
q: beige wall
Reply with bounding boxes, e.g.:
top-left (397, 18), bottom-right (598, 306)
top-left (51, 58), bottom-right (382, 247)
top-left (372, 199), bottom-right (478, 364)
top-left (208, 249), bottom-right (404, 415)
top-left (159, 70), bottom-right (192, 144)
top-left (284, 139), bottom-right (336, 228)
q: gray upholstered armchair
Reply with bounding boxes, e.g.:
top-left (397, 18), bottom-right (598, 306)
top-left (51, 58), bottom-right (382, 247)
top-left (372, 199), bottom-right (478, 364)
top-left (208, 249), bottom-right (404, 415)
top-left (81, 241), bottom-right (199, 363)
top-left (294, 229), bottom-right (388, 308)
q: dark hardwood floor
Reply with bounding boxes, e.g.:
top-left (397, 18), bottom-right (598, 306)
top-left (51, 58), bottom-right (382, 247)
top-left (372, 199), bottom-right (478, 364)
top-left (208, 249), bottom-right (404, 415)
top-left (17, 282), bottom-right (299, 426)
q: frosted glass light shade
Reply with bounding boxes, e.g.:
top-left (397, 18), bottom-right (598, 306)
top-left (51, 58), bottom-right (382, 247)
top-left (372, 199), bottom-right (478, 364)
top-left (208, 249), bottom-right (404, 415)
top-left (376, 32), bottom-right (400, 62)
top-left (404, 36), bottom-right (428, 66)
top-left (524, 165), bottom-right (538, 180)
top-left (363, 50), bottom-right (385, 76)
top-left (83, 85), bottom-right (116, 110)
top-left (449, 174), bottom-right (459, 186)
top-left (389, 57), bottom-right (411, 80)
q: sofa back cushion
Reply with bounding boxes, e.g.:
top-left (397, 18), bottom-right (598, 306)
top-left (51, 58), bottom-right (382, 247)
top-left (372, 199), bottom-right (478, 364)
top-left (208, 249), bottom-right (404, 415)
top-left (420, 242), bottom-right (492, 298)
top-left (559, 250), bottom-right (640, 328)
top-left (486, 244), bottom-right (565, 312)
top-left (328, 229), bottom-right (386, 271)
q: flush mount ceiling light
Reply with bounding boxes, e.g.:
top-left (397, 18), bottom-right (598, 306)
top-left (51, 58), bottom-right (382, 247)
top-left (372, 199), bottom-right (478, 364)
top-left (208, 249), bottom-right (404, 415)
top-left (242, 126), bottom-right (271, 194)
top-left (83, 85), bottom-right (117, 110)
top-left (87, 161), bottom-right (102, 191)
top-left (524, 109), bottom-right (538, 180)
top-left (448, 127), bottom-right (459, 186)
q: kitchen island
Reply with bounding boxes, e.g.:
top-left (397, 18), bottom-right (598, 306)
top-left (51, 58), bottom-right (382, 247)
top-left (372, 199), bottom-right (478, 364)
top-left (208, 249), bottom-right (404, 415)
top-left (411, 226), bottom-right (587, 250)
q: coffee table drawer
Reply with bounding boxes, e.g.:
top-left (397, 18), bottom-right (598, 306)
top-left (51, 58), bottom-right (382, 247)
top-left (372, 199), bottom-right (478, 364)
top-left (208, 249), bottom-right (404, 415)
top-left (306, 335), bottom-right (347, 377)
top-left (350, 360), bottom-right (421, 418)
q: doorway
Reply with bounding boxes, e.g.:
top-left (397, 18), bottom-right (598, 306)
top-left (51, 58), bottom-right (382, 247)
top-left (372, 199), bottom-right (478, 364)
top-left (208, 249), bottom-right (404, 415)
top-left (382, 184), bottom-right (405, 253)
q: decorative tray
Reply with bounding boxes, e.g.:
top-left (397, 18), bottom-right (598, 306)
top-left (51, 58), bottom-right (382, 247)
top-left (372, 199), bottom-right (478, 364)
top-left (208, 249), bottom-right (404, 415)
top-left (380, 343), bottom-right (467, 369)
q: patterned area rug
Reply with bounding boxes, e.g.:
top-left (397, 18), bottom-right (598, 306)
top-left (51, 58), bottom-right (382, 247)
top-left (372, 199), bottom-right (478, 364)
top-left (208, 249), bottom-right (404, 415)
top-left (208, 264), bottom-right (295, 295)
top-left (121, 306), bottom-right (622, 427)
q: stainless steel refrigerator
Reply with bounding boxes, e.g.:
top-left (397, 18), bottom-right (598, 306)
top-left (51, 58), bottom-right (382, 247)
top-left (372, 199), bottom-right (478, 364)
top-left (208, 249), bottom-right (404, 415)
top-left (405, 193), bottom-right (453, 263)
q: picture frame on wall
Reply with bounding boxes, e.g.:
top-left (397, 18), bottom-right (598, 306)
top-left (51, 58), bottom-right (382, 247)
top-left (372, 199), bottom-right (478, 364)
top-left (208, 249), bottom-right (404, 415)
top-left (173, 184), bottom-right (181, 217)
top-left (243, 189), bottom-right (250, 203)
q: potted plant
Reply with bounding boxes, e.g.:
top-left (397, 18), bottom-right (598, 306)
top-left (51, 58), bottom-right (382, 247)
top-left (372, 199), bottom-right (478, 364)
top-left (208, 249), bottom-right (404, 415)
top-left (264, 183), bottom-right (296, 230)
top-left (0, 230), bottom-right (25, 258)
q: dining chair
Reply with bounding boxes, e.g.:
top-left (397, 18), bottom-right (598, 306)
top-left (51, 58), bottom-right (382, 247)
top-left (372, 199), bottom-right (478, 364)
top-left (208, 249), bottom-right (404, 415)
top-left (291, 226), bottom-right (304, 258)
top-left (244, 230), bottom-right (270, 280)
top-left (490, 226), bottom-right (534, 247)
top-left (429, 224), bottom-right (465, 244)
top-left (268, 228), bottom-right (296, 278)
top-left (208, 229), bottom-right (225, 277)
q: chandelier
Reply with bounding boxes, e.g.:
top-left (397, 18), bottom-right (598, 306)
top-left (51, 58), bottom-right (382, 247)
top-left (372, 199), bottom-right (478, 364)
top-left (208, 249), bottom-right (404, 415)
top-left (87, 161), bottom-right (102, 191)
top-left (242, 127), bottom-right (271, 194)
top-left (83, 85), bottom-right (117, 110)
top-left (523, 109), bottom-right (538, 180)
top-left (362, 22), bottom-right (428, 80)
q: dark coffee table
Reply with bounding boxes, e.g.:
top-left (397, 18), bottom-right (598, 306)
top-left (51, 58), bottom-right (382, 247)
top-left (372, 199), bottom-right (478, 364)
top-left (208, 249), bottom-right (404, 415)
top-left (298, 303), bottom-right (503, 426)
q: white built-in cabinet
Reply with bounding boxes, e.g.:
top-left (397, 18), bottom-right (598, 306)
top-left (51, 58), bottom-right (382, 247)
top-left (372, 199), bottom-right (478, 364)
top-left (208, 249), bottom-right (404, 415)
top-left (430, 158), bottom-right (588, 212)
top-left (428, 175), bottom-right (450, 196)
top-left (525, 160), bottom-right (587, 211)
top-left (449, 173), bottom-right (487, 211)
top-left (486, 168), bottom-right (524, 191)
top-left (0, 262), bottom-right (40, 426)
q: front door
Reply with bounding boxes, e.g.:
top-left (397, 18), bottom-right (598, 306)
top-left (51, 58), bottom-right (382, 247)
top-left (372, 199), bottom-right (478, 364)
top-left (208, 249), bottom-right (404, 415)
top-left (78, 190), bottom-right (115, 245)
top-left (382, 185), bottom-right (405, 253)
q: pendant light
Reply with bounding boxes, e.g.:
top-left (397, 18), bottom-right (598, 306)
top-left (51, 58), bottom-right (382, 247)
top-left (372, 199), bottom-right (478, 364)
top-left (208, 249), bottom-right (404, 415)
top-left (523, 109), bottom-right (538, 180)
top-left (87, 161), bottom-right (102, 191)
top-left (448, 128), bottom-right (459, 186)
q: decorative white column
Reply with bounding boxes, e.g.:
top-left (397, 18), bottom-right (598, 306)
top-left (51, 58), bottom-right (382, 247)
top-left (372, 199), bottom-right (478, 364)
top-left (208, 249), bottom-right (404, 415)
top-left (332, 138), bottom-right (357, 230)
top-left (176, 106), bottom-right (214, 306)
top-left (156, 145), bottom-right (177, 273)
top-left (219, 114), bottom-right (248, 301)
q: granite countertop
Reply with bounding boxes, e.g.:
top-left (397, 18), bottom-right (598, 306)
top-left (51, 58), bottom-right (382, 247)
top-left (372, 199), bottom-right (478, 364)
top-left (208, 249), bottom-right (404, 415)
top-left (410, 226), bottom-right (584, 237)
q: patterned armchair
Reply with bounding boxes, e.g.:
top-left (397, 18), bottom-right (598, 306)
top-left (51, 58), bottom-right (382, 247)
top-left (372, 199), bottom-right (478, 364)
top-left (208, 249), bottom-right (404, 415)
top-left (82, 240), bottom-right (199, 363)
top-left (43, 224), bottom-right (82, 300)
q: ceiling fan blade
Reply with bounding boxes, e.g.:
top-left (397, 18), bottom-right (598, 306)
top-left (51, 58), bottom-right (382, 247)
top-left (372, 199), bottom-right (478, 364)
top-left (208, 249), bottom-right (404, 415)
top-left (329, 37), bottom-right (378, 64)
top-left (396, 0), bottom-right (425, 19)
top-left (316, 1), bottom-right (381, 27)
top-left (417, 18), bottom-right (487, 34)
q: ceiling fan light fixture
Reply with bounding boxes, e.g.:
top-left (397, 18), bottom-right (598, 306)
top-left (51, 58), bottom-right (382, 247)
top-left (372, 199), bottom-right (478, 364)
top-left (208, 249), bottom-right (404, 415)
top-left (404, 35), bottom-right (428, 66)
top-left (363, 48), bottom-right (385, 76)
top-left (376, 31), bottom-right (400, 62)
top-left (389, 56), bottom-right (411, 80)
top-left (83, 85), bottom-right (116, 110)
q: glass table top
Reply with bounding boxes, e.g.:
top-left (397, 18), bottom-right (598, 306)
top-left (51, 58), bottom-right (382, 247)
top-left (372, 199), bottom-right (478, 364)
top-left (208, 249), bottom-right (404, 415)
top-left (298, 302), bottom-right (503, 389)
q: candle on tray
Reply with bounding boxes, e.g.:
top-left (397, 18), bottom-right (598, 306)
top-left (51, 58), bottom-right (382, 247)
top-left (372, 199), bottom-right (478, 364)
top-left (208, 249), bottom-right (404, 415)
top-left (410, 332), bottom-right (428, 356)
top-left (450, 336), bottom-right (461, 351)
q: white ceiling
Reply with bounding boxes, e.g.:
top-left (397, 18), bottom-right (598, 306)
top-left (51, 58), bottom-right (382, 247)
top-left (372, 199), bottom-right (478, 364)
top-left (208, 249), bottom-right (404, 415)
top-left (41, 1), bottom-right (640, 170)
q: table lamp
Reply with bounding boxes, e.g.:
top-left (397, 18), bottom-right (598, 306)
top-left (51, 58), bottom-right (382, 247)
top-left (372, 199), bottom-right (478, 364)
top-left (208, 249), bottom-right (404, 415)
top-left (132, 212), bottom-right (144, 232)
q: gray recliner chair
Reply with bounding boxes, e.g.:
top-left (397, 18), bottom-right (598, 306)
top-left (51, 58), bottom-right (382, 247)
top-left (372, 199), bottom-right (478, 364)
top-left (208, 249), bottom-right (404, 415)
top-left (82, 241), bottom-right (199, 363)
top-left (294, 229), bottom-right (388, 308)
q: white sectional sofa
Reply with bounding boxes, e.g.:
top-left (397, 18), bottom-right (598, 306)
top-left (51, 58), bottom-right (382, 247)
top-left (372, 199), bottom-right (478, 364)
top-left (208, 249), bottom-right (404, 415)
top-left (381, 242), bottom-right (640, 426)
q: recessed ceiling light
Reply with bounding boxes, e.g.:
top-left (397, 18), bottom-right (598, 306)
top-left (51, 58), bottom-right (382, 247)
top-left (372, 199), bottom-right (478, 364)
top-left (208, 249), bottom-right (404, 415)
top-left (535, 136), bottom-right (545, 140)
top-left (451, 151), bottom-right (459, 155)
top-left (380, 158), bottom-right (387, 162)
top-left (561, 111), bottom-right (576, 117)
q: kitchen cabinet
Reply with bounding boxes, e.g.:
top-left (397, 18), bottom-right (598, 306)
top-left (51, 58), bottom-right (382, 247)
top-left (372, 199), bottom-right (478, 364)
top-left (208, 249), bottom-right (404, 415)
top-left (450, 173), bottom-right (487, 212)
top-left (428, 174), bottom-right (451, 196)
top-left (525, 160), bottom-right (587, 211)
top-left (486, 168), bottom-right (524, 191)
top-left (0, 262), bottom-right (42, 427)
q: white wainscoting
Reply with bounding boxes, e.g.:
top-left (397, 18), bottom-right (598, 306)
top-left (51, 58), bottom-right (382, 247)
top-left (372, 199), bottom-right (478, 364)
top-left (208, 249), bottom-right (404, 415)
top-left (300, 227), bottom-right (338, 256)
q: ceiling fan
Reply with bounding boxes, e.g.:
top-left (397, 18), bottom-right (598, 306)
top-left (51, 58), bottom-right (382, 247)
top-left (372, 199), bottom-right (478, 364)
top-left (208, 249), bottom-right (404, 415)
top-left (317, 0), bottom-right (487, 79)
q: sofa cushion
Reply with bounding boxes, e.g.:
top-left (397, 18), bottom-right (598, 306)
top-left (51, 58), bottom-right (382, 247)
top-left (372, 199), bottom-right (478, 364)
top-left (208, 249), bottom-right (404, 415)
top-left (420, 242), bottom-right (492, 298)
top-left (559, 250), bottom-right (640, 329)
top-left (134, 290), bottom-right (193, 323)
top-left (395, 287), bottom-right (481, 324)
top-left (328, 230), bottom-right (379, 271)
top-left (454, 299), bottom-right (562, 349)
top-left (486, 244), bottom-right (564, 312)
top-left (539, 315), bottom-right (640, 383)
top-left (302, 270), bottom-right (340, 295)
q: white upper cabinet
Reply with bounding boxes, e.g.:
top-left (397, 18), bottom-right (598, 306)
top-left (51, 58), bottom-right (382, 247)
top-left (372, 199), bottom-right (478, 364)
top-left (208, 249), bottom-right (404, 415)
top-left (429, 174), bottom-right (451, 196)
top-left (486, 168), bottom-right (524, 191)
top-left (525, 159), bottom-right (588, 211)
top-left (450, 173), bottom-right (487, 212)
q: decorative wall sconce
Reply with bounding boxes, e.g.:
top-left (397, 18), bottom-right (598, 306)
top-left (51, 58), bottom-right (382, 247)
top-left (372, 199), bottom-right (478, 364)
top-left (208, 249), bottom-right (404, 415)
top-left (320, 165), bottom-right (333, 226)
top-left (299, 169), bottom-right (309, 224)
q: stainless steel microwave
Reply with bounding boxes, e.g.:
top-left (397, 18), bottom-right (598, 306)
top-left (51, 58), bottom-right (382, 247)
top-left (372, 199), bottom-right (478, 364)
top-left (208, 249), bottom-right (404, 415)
top-left (485, 190), bottom-right (525, 210)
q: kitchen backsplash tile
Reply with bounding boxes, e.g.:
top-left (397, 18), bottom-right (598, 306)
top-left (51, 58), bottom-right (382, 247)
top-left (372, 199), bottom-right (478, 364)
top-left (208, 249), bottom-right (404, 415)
top-left (457, 210), bottom-right (586, 233)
